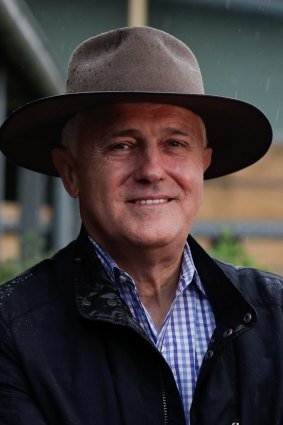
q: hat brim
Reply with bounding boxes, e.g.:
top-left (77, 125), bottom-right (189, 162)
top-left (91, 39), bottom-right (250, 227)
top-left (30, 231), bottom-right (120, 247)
top-left (0, 92), bottom-right (272, 179)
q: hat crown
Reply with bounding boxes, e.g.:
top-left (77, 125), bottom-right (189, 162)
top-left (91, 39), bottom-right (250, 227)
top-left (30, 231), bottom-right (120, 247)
top-left (66, 26), bottom-right (204, 94)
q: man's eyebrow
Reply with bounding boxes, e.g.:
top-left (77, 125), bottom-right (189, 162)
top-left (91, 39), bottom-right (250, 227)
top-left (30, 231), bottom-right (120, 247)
top-left (102, 127), bottom-right (195, 143)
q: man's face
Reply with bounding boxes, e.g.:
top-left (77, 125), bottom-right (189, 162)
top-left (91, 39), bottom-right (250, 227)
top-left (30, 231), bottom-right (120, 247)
top-left (53, 103), bottom-right (212, 255)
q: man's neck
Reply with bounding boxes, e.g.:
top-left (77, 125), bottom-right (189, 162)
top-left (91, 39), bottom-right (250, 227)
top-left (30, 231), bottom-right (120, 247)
top-left (106, 243), bottom-right (185, 331)
top-left (133, 260), bottom-right (181, 331)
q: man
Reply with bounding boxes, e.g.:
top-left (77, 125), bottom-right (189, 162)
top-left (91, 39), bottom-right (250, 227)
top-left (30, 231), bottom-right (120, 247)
top-left (0, 26), bottom-right (281, 425)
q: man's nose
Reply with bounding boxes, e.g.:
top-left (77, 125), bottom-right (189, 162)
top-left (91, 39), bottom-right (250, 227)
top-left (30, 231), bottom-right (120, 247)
top-left (133, 145), bottom-right (166, 183)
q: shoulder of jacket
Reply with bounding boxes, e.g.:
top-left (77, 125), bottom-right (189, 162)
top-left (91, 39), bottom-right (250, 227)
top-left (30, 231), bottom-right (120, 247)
top-left (0, 240), bottom-right (77, 324)
top-left (215, 259), bottom-right (283, 306)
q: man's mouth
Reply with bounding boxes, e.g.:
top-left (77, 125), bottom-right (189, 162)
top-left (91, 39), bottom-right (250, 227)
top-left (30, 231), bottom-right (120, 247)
top-left (130, 198), bottom-right (170, 205)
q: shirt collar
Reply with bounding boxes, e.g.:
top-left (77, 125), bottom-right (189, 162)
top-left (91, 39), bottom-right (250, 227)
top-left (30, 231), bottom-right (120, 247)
top-left (88, 236), bottom-right (207, 297)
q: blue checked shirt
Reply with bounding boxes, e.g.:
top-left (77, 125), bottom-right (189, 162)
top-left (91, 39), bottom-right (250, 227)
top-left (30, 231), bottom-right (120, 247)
top-left (89, 237), bottom-right (215, 424)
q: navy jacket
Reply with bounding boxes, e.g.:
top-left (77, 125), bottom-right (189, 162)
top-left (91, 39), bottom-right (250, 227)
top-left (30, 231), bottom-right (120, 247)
top-left (1, 228), bottom-right (283, 425)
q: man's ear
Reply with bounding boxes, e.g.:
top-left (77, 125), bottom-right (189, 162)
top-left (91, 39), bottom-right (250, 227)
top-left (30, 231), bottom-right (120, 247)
top-left (203, 147), bottom-right (212, 173)
top-left (52, 148), bottom-right (79, 198)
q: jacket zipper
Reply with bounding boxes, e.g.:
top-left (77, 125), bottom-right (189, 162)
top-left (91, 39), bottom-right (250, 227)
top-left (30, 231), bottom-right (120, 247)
top-left (159, 369), bottom-right (169, 425)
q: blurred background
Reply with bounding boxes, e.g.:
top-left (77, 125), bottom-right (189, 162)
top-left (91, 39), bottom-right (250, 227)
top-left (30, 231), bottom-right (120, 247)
top-left (0, 0), bottom-right (283, 277)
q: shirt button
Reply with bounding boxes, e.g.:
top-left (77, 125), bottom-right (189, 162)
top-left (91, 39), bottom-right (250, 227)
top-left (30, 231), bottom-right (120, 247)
top-left (223, 328), bottom-right (233, 338)
top-left (119, 275), bottom-right (127, 283)
top-left (161, 345), bottom-right (166, 354)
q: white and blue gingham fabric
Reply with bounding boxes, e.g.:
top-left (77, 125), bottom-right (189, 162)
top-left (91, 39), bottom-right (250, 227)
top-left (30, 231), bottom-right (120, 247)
top-left (90, 237), bottom-right (215, 424)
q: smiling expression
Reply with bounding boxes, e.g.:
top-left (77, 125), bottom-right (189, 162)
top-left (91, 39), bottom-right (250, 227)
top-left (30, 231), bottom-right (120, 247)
top-left (53, 103), bottom-right (212, 255)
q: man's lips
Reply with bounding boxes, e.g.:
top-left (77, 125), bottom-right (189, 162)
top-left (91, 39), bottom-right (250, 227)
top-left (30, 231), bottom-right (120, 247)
top-left (127, 197), bottom-right (173, 205)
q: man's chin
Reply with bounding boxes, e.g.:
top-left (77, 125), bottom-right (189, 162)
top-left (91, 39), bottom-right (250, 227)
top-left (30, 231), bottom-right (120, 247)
top-left (122, 232), bottom-right (185, 251)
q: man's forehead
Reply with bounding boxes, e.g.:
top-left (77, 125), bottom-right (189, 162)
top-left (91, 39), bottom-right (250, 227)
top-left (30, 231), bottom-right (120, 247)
top-left (72, 102), bottom-right (207, 148)
top-left (77, 102), bottom-right (202, 127)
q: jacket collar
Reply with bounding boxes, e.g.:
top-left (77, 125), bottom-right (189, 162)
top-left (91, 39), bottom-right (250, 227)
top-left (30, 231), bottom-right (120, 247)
top-left (72, 226), bottom-right (256, 331)
top-left (72, 226), bottom-right (147, 336)
top-left (188, 235), bottom-right (256, 328)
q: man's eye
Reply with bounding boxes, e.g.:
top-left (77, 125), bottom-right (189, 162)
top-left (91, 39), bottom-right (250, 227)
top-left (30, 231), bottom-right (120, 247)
top-left (167, 140), bottom-right (184, 147)
top-left (110, 143), bottom-right (130, 150)
top-left (106, 141), bottom-right (135, 155)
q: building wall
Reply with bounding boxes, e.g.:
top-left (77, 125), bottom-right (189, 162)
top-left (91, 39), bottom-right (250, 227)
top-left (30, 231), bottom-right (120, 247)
top-left (197, 144), bottom-right (283, 274)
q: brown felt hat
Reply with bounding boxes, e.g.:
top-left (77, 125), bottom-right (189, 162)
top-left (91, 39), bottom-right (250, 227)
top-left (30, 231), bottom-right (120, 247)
top-left (0, 26), bottom-right (272, 179)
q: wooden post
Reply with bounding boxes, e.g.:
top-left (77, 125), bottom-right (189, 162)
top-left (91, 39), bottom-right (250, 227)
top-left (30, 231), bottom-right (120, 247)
top-left (128, 0), bottom-right (148, 26)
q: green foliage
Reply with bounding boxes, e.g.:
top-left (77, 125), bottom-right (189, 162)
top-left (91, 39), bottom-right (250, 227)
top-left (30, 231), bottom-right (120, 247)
top-left (0, 258), bottom-right (37, 285)
top-left (208, 228), bottom-right (259, 268)
top-left (0, 231), bottom-right (51, 285)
